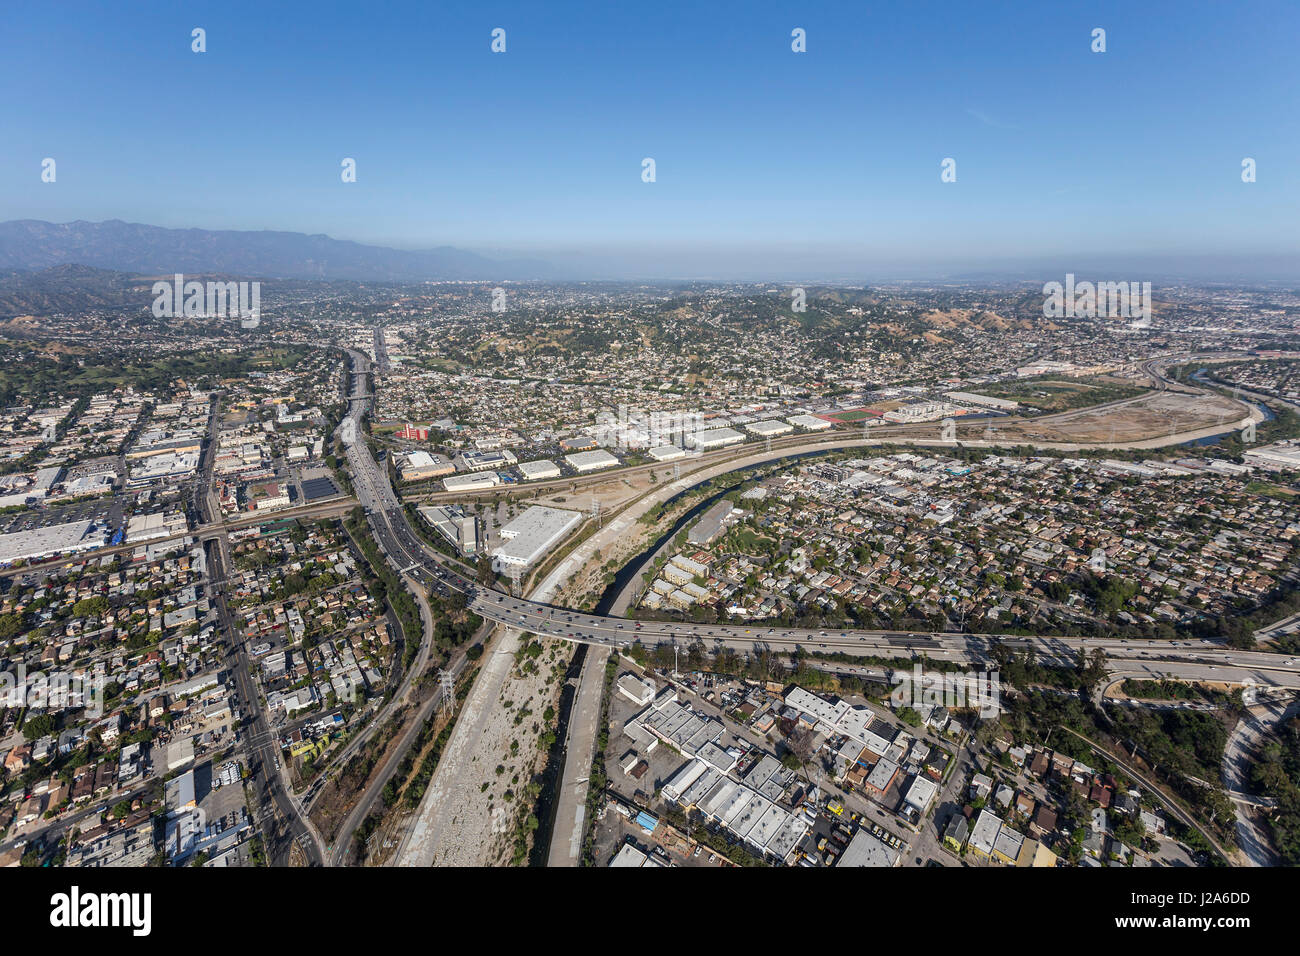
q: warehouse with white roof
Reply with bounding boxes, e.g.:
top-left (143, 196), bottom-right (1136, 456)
top-left (745, 419), bottom-right (793, 438)
top-left (565, 449), bottom-right (620, 473)
top-left (648, 445), bottom-right (686, 462)
top-left (442, 472), bottom-right (501, 493)
top-left (688, 426), bottom-right (745, 451)
top-left (517, 459), bottom-right (561, 480)
top-left (787, 414), bottom-right (832, 431)
top-left (490, 505), bottom-right (582, 572)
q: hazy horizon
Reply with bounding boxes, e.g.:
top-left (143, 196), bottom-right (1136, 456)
top-left (4, 0), bottom-right (1298, 283)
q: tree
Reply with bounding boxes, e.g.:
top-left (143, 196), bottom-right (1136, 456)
top-left (21, 713), bottom-right (55, 741)
top-left (1077, 647), bottom-right (1110, 694)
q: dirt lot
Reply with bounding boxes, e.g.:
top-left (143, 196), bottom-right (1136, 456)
top-left (976, 388), bottom-right (1249, 445)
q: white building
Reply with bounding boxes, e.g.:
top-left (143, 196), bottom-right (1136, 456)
top-left (399, 451), bottom-right (455, 481)
top-left (688, 427), bottom-right (745, 451)
top-left (745, 419), bottom-right (793, 438)
top-left (125, 511), bottom-right (188, 543)
top-left (648, 445), bottom-right (686, 462)
top-left (883, 401), bottom-right (953, 424)
top-left (0, 520), bottom-right (108, 566)
top-left (903, 775), bottom-right (938, 816)
top-left (458, 449), bottom-right (517, 472)
top-left (617, 673), bottom-right (656, 707)
top-left (944, 391), bottom-right (1019, 411)
top-left (490, 506), bottom-right (583, 573)
top-left (787, 414), bottom-right (832, 431)
top-left (442, 472), bottom-right (501, 493)
top-left (565, 449), bottom-right (620, 473)
top-left (518, 459), bottom-right (562, 481)
top-left (1243, 441), bottom-right (1300, 472)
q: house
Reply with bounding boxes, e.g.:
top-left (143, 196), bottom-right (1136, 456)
top-left (943, 814), bottom-right (969, 851)
top-left (3, 745), bottom-right (31, 775)
top-left (1082, 826), bottom-right (1106, 858)
top-left (993, 784), bottom-right (1014, 811)
top-left (1030, 805), bottom-right (1058, 837)
top-left (1139, 809), bottom-right (1165, 835)
top-left (1028, 751), bottom-right (1050, 777)
top-left (15, 794), bottom-right (45, 828)
top-left (1051, 752), bottom-right (1075, 779)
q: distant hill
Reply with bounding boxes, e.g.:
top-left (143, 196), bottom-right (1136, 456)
top-left (0, 219), bottom-right (551, 281)
top-left (0, 264), bottom-right (154, 316)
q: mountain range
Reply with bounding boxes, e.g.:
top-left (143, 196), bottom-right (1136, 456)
top-left (0, 219), bottom-right (551, 282)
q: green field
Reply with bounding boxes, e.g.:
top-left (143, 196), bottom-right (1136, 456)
top-left (975, 376), bottom-right (1148, 413)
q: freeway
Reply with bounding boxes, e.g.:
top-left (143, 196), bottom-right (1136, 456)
top-left (332, 349), bottom-right (1300, 701)
top-left (331, 346), bottom-right (1300, 868)
top-left (336, 347), bottom-right (1289, 681)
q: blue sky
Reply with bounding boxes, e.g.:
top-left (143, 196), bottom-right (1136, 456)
top-left (2, 0), bottom-right (1298, 277)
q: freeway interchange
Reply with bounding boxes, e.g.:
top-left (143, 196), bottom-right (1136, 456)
top-left (338, 349), bottom-right (1300, 700)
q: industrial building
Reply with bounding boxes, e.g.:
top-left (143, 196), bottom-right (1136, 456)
top-left (689, 499), bottom-right (737, 545)
top-left (745, 419), bottom-right (793, 438)
top-left (127, 449), bottom-right (200, 488)
top-left (1243, 441), bottom-right (1300, 472)
top-left (398, 451), bottom-right (455, 481)
top-left (662, 752), bottom-right (810, 864)
top-left (616, 673), bottom-right (656, 707)
top-left (490, 506), bottom-right (582, 573)
top-left (442, 472), bottom-right (501, 493)
top-left (647, 445), bottom-right (686, 462)
top-left (609, 842), bottom-right (663, 867)
top-left (0, 519), bottom-right (109, 566)
top-left (125, 511), bottom-right (188, 543)
top-left (944, 390), bottom-right (1020, 411)
top-left (883, 401), bottom-right (954, 424)
top-left (836, 828), bottom-right (901, 867)
top-left (787, 414), bottom-right (832, 431)
top-left (688, 427), bottom-right (745, 451)
top-left (417, 504), bottom-right (478, 556)
top-left (517, 459), bottom-right (561, 481)
top-left (565, 449), bottom-right (620, 473)
top-left (458, 449), bottom-right (518, 472)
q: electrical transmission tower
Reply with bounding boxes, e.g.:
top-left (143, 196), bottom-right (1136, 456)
top-left (439, 670), bottom-right (456, 715)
